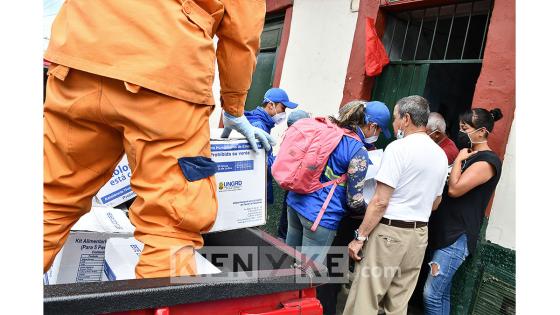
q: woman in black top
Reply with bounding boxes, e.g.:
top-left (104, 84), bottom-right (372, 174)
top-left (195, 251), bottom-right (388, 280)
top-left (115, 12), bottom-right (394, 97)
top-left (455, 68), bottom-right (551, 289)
top-left (424, 107), bottom-right (503, 315)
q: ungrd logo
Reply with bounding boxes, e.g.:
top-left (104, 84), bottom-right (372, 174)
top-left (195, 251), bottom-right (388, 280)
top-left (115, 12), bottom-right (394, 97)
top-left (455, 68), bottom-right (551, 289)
top-left (225, 180), bottom-right (242, 187)
top-left (218, 180), bottom-right (243, 191)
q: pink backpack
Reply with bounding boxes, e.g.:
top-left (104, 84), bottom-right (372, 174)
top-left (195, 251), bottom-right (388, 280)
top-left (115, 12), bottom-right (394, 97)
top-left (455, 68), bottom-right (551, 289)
top-left (272, 117), bottom-right (361, 231)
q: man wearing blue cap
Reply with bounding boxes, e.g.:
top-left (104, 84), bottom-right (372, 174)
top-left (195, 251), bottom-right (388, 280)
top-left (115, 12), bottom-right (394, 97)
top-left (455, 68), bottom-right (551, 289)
top-left (245, 88), bottom-right (299, 204)
top-left (245, 88), bottom-right (299, 133)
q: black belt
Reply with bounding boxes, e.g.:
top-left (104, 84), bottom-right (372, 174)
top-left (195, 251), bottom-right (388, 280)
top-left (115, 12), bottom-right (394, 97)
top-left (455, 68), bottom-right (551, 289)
top-left (380, 217), bottom-right (427, 229)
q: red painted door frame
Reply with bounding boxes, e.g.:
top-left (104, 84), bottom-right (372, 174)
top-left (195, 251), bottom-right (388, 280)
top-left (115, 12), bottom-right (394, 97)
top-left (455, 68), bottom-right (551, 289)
top-left (340, 0), bottom-right (382, 106)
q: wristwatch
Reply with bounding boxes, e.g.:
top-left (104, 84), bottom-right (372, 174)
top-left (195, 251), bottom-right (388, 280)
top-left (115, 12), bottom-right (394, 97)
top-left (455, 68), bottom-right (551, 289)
top-left (354, 229), bottom-right (368, 242)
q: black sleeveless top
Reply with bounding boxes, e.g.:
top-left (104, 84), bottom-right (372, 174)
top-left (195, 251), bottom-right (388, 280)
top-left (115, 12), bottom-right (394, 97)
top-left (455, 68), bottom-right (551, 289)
top-left (429, 150), bottom-right (502, 255)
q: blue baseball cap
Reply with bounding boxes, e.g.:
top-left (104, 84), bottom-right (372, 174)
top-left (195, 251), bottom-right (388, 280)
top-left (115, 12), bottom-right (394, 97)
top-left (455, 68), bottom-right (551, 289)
top-left (263, 88), bottom-right (298, 109)
top-left (364, 101), bottom-right (392, 138)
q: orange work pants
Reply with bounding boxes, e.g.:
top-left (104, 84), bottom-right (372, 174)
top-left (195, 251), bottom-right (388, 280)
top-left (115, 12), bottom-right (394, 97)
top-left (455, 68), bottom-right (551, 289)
top-left (44, 65), bottom-right (218, 278)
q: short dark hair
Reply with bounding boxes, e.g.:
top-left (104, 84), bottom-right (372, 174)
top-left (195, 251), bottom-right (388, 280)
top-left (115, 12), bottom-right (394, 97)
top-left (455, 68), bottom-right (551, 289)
top-left (395, 95), bottom-right (430, 127)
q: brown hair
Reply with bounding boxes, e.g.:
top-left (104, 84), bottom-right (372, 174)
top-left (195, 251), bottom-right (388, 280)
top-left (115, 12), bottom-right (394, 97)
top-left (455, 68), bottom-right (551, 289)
top-left (329, 100), bottom-right (368, 129)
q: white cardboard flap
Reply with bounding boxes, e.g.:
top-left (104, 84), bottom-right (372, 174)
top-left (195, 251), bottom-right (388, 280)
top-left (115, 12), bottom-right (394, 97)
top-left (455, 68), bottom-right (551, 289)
top-left (71, 207), bottom-right (134, 234)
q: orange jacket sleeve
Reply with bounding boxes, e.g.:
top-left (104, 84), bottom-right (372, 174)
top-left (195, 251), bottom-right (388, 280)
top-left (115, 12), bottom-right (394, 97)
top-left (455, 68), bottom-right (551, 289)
top-left (216, 0), bottom-right (266, 117)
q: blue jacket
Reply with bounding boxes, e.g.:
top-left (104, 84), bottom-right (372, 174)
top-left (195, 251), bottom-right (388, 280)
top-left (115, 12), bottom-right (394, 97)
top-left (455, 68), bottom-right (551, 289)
top-left (245, 107), bottom-right (276, 204)
top-left (245, 107), bottom-right (275, 134)
top-left (287, 135), bottom-right (365, 230)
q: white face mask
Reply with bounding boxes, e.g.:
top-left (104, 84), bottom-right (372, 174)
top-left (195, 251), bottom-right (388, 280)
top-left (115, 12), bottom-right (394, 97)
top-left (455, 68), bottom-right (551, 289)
top-left (270, 102), bottom-right (286, 125)
top-left (364, 134), bottom-right (379, 144)
top-left (273, 112), bottom-right (286, 124)
top-left (365, 125), bottom-right (379, 144)
top-left (396, 123), bottom-right (405, 139)
top-left (359, 125), bottom-right (379, 144)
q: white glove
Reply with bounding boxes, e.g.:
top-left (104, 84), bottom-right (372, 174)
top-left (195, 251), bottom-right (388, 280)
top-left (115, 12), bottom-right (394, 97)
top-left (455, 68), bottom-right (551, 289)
top-left (221, 112), bottom-right (276, 152)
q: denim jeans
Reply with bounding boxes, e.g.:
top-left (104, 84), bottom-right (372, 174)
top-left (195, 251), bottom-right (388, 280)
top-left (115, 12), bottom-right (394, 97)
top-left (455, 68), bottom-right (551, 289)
top-left (285, 206), bottom-right (337, 265)
top-left (423, 234), bottom-right (469, 315)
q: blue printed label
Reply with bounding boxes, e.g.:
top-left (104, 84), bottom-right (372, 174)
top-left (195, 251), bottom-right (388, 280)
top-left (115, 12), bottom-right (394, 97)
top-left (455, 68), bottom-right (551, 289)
top-left (216, 160), bottom-right (254, 173)
top-left (211, 142), bottom-right (263, 152)
top-left (100, 185), bottom-right (132, 203)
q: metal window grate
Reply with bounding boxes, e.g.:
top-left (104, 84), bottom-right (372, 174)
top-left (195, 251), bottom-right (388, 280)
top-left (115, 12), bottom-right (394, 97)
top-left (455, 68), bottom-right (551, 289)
top-left (381, 0), bottom-right (493, 63)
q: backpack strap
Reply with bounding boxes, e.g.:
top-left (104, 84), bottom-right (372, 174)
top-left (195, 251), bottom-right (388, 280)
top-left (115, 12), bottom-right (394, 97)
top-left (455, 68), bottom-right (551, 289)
top-left (311, 174), bottom-right (348, 232)
top-left (309, 128), bottom-right (360, 232)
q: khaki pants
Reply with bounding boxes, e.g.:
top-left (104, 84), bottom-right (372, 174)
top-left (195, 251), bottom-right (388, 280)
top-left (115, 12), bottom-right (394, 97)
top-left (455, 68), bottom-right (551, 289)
top-left (343, 223), bottom-right (428, 315)
top-left (44, 65), bottom-right (218, 278)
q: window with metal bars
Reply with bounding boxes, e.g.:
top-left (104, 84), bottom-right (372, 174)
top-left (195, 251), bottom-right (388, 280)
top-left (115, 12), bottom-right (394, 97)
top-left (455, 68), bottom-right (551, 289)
top-left (381, 0), bottom-right (493, 63)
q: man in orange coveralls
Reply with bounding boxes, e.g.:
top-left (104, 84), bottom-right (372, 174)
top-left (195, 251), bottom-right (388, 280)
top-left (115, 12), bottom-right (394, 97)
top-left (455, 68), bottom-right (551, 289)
top-left (43, 0), bottom-right (275, 278)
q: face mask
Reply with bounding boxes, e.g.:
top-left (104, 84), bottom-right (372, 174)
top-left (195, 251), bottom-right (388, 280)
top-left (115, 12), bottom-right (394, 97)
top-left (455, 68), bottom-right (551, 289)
top-left (358, 126), bottom-right (378, 144)
top-left (456, 128), bottom-right (487, 149)
top-left (365, 126), bottom-right (379, 144)
top-left (364, 134), bottom-right (379, 144)
top-left (456, 130), bottom-right (471, 150)
top-left (396, 123), bottom-right (404, 139)
top-left (272, 112), bottom-right (286, 124)
top-left (428, 130), bottom-right (437, 136)
top-left (270, 103), bottom-right (286, 125)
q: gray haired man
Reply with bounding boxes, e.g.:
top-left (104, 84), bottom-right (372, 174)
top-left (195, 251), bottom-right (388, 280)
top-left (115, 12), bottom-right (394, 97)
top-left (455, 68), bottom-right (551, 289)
top-left (427, 112), bottom-right (459, 164)
top-left (343, 95), bottom-right (448, 315)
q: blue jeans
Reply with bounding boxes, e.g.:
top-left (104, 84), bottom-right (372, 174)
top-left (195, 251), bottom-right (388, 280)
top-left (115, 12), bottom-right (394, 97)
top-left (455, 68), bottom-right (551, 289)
top-left (423, 234), bottom-right (469, 315)
top-left (286, 206), bottom-right (337, 265)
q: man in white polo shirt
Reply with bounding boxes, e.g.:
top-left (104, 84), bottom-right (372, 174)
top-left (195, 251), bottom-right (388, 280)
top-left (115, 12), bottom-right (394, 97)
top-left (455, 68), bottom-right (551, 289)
top-left (343, 95), bottom-right (448, 315)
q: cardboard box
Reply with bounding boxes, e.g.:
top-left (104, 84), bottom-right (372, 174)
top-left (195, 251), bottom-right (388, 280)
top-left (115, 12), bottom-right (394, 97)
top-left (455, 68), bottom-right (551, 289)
top-left (208, 129), bottom-right (267, 232)
top-left (94, 155), bottom-right (136, 207)
top-left (102, 237), bottom-right (221, 281)
top-left (44, 207), bottom-right (135, 285)
top-left (91, 130), bottom-right (267, 233)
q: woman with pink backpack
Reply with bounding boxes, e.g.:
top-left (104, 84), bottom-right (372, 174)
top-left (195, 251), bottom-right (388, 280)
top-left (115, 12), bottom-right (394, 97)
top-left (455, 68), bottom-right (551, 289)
top-left (273, 100), bottom-right (392, 265)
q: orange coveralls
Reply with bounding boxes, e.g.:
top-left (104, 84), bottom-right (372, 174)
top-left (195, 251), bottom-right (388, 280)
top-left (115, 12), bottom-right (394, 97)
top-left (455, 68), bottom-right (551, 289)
top-left (43, 0), bottom-right (265, 278)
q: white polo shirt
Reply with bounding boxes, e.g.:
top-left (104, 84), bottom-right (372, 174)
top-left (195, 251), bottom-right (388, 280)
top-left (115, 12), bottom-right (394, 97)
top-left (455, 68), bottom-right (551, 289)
top-left (375, 133), bottom-right (448, 222)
